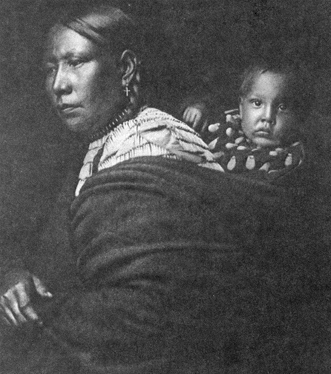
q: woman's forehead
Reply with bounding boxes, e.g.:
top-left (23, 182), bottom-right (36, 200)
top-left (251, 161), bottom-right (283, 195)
top-left (44, 25), bottom-right (97, 60)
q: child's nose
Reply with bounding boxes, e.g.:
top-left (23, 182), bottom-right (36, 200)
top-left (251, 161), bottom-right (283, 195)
top-left (263, 105), bottom-right (276, 124)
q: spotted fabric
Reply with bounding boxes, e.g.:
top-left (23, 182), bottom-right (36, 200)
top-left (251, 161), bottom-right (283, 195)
top-left (208, 111), bottom-right (304, 181)
top-left (76, 107), bottom-right (223, 195)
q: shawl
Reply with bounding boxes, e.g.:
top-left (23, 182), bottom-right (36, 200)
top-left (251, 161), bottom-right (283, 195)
top-left (0, 157), bottom-right (327, 374)
top-left (26, 158), bottom-right (325, 373)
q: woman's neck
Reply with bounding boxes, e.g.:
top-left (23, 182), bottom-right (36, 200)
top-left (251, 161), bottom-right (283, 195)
top-left (87, 105), bottom-right (142, 142)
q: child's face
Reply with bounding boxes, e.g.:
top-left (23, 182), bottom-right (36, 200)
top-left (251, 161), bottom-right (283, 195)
top-left (239, 71), bottom-right (298, 147)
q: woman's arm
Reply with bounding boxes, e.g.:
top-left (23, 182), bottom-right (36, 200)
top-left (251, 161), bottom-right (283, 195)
top-left (0, 148), bottom-right (71, 328)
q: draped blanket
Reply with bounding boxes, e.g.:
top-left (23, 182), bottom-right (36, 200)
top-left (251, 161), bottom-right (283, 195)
top-left (1, 157), bottom-right (328, 373)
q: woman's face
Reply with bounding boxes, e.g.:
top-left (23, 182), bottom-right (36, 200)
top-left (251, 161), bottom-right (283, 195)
top-left (44, 25), bottom-right (123, 135)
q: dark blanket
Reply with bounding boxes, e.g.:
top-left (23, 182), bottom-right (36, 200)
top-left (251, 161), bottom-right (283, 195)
top-left (1, 157), bottom-right (329, 373)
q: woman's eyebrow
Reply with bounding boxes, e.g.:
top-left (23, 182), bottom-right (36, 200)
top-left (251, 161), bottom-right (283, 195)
top-left (64, 49), bottom-right (96, 60)
top-left (63, 50), bottom-right (82, 59)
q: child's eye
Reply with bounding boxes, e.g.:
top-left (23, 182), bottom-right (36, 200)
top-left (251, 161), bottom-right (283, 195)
top-left (278, 103), bottom-right (288, 111)
top-left (250, 99), bottom-right (262, 107)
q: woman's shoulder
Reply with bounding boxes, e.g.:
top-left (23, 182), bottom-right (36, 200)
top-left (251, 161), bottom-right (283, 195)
top-left (136, 106), bottom-right (201, 136)
top-left (98, 107), bottom-right (223, 173)
top-left (134, 107), bottom-right (208, 149)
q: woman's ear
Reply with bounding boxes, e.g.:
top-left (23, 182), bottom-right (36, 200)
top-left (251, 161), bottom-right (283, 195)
top-left (119, 49), bottom-right (138, 86)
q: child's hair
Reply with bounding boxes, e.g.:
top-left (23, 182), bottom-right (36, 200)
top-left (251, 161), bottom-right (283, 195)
top-left (239, 58), bottom-right (315, 121)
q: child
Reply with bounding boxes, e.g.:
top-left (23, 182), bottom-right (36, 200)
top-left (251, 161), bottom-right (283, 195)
top-left (208, 60), bottom-right (314, 181)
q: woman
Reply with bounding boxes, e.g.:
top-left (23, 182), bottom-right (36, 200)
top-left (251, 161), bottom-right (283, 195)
top-left (1, 0), bottom-right (222, 323)
top-left (0, 1), bottom-right (326, 373)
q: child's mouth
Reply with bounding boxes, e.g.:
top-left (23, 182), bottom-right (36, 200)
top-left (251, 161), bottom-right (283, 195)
top-left (255, 131), bottom-right (270, 138)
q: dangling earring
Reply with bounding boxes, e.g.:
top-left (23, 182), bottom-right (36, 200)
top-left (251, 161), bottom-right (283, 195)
top-left (124, 82), bottom-right (130, 97)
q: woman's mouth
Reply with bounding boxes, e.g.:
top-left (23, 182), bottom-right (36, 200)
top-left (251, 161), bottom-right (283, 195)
top-left (57, 104), bottom-right (80, 115)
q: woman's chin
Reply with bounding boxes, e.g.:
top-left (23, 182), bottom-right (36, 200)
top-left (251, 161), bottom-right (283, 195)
top-left (61, 117), bottom-right (92, 135)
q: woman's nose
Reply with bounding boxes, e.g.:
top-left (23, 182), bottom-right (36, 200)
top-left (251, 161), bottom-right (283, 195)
top-left (52, 66), bottom-right (71, 96)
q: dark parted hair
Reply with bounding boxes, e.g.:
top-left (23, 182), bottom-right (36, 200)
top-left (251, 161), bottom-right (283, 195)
top-left (55, 0), bottom-right (144, 60)
top-left (239, 58), bottom-right (315, 121)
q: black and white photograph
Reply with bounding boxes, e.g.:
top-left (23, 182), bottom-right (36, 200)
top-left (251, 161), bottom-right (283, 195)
top-left (0, 0), bottom-right (331, 372)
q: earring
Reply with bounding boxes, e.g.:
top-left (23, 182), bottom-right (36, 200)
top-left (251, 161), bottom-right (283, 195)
top-left (124, 83), bottom-right (130, 97)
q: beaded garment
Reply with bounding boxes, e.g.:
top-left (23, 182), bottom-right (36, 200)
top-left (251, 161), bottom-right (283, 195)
top-left (76, 107), bottom-right (223, 195)
top-left (208, 111), bottom-right (304, 181)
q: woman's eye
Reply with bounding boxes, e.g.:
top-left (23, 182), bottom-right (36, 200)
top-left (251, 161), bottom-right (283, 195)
top-left (67, 57), bottom-right (89, 68)
top-left (278, 103), bottom-right (288, 111)
top-left (43, 64), bottom-right (57, 75)
top-left (68, 59), bottom-right (85, 68)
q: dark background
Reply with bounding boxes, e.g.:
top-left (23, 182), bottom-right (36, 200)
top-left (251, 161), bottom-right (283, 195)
top-left (1, 2), bottom-right (331, 371)
top-left (1, 0), bottom-right (331, 132)
top-left (1, 0), bottom-right (331, 242)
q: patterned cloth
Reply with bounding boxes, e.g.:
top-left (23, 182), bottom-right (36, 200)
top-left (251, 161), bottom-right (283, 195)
top-left (76, 107), bottom-right (223, 195)
top-left (208, 111), bottom-right (304, 181)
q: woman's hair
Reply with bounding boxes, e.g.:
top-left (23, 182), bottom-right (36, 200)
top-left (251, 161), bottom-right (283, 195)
top-left (239, 58), bottom-right (315, 120)
top-left (54, 0), bottom-right (144, 60)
